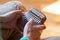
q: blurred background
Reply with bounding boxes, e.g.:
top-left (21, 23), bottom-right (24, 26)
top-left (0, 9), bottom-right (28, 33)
top-left (0, 0), bottom-right (60, 39)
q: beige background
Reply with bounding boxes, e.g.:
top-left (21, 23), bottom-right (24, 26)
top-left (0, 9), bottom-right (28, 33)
top-left (0, 0), bottom-right (60, 39)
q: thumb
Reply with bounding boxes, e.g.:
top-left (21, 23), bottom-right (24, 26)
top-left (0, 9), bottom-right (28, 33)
top-left (23, 19), bottom-right (34, 36)
top-left (28, 19), bottom-right (34, 27)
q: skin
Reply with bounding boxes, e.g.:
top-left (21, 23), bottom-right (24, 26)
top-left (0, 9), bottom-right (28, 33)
top-left (1, 1), bottom-right (26, 40)
top-left (1, 1), bottom-right (45, 40)
top-left (3, 9), bottom-right (60, 40)
top-left (23, 18), bottom-right (46, 40)
top-left (2, 10), bottom-right (24, 40)
top-left (5, 10), bottom-right (45, 40)
top-left (23, 16), bottom-right (60, 40)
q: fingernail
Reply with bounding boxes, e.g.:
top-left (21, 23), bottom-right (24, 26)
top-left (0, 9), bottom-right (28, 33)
top-left (28, 18), bottom-right (33, 22)
top-left (29, 18), bottom-right (32, 21)
top-left (41, 25), bottom-right (46, 29)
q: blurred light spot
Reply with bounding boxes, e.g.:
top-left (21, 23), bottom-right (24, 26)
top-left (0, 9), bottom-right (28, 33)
top-left (43, 1), bottom-right (60, 15)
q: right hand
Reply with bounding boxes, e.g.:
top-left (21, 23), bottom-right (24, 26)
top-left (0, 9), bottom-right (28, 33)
top-left (23, 19), bottom-right (46, 40)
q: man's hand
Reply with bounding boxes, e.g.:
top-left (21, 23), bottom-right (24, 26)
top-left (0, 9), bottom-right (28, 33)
top-left (23, 19), bottom-right (46, 40)
top-left (2, 10), bottom-right (24, 40)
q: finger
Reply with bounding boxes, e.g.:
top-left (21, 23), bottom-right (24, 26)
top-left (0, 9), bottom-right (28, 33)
top-left (0, 10), bottom-right (24, 23)
top-left (28, 18), bottom-right (34, 27)
top-left (40, 25), bottom-right (46, 29)
top-left (23, 19), bottom-right (34, 36)
top-left (33, 25), bottom-right (46, 31)
top-left (10, 10), bottom-right (24, 16)
top-left (18, 5), bottom-right (27, 12)
top-left (4, 10), bottom-right (24, 18)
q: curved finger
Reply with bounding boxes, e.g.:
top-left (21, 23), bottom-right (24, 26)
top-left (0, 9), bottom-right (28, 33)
top-left (23, 19), bottom-right (34, 36)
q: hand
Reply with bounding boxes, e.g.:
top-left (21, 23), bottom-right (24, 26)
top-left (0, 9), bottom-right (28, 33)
top-left (2, 10), bottom-right (24, 40)
top-left (3, 10), bottom-right (24, 28)
top-left (23, 19), bottom-right (46, 40)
